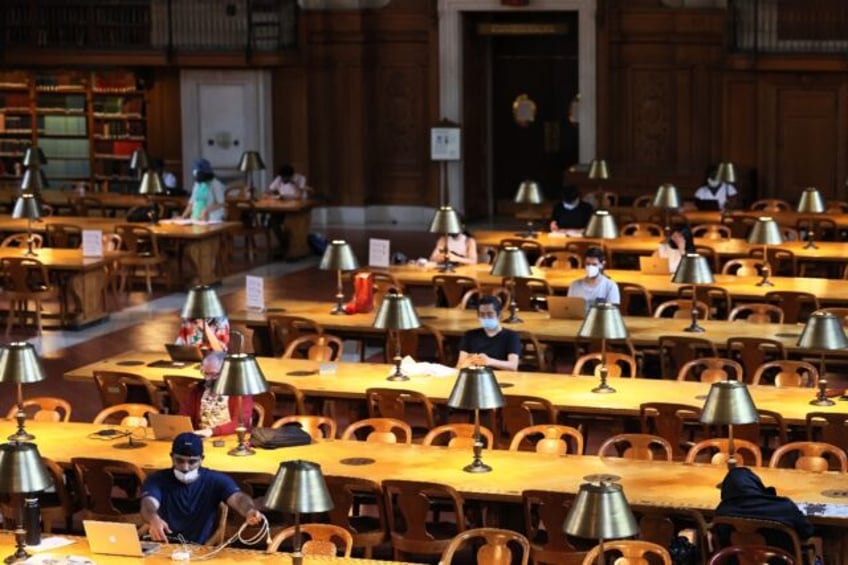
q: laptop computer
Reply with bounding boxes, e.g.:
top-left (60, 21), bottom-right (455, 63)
top-left (165, 343), bottom-right (204, 363)
top-left (639, 255), bottom-right (672, 275)
top-left (148, 413), bottom-right (195, 441)
top-left (83, 520), bottom-right (160, 557)
top-left (546, 296), bottom-right (587, 320)
top-left (694, 199), bottom-right (721, 211)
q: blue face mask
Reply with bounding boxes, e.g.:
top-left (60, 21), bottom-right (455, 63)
top-left (479, 317), bottom-right (499, 331)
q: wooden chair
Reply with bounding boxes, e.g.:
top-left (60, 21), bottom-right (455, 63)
top-left (710, 516), bottom-right (814, 565)
top-left (708, 545), bottom-right (796, 565)
top-left (163, 375), bottom-right (202, 414)
top-left (438, 527), bottom-right (530, 565)
top-left (71, 195), bottom-right (104, 217)
top-left (692, 223), bottom-right (731, 240)
top-left (676, 357), bottom-right (744, 383)
top-left (432, 274), bottom-right (480, 308)
top-left (272, 415), bottom-right (337, 439)
top-left (751, 361), bottom-right (818, 388)
top-left (678, 285), bottom-right (732, 320)
top-left (620, 222), bottom-right (663, 237)
top-left (694, 243), bottom-right (721, 273)
top-left (826, 200), bottom-right (848, 213)
top-left (722, 258), bottom-right (767, 277)
top-left (806, 412), bottom-right (848, 453)
top-left (640, 402), bottom-right (703, 459)
top-left (518, 331), bottom-right (552, 372)
top-left (1, 256), bottom-right (54, 336)
top-left (725, 337), bottom-right (786, 384)
top-left (365, 387), bottom-right (437, 434)
top-left (5, 397), bottom-right (72, 422)
top-left (581, 540), bottom-right (671, 565)
top-left (39, 457), bottom-right (80, 533)
top-left (71, 456), bottom-right (147, 525)
top-left (728, 303), bottom-right (784, 324)
top-left (597, 433), bottom-right (672, 461)
top-left (764, 291), bottom-right (819, 324)
top-left (573, 352), bottom-right (637, 378)
top-left (821, 306), bottom-right (848, 326)
top-left (499, 395), bottom-right (558, 445)
top-left (282, 333), bottom-right (344, 362)
top-left (267, 523), bottom-right (353, 557)
top-left (657, 336), bottom-right (718, 380)
top-left (508, 425), bottom-right (584, 455)
top-left (224, 199), bottom-right (269, 263)
top-left (750, 247), bottom-right (797, 277)
top-left (511, 277), bottom-right (553, 312)
top-left (654, 299), bottom-right (709, 321)
top-left (565, 241), bottom-right (606, 263)
top-left (93, 370), bottom-right (162, 409)
top-left (619, 282), bottom-right (653, 316)
top-left (0, 233), bottom-right (44, 249)
top-left (323, 475), bottom-right (387, 558)
top-left (636, 508), bottom-right (710, 564)
top-left (45, 223), bottom-right (83, 248)
top-left (632, 194), bottom-right (654, 207)
top-left (341, 418), bottom-right (412, 444)
top-left (92, 403), bottom-right (160, 427)
top-left (386, 324), bottom-right (447, 365)
top-left (522, 490), bottom-right (589, 565)
top-left (499, 238), bottom-right (545, 265)
top-left (684, 438), bottom-right (763, 467)
top-left (750, 199), bottom-right (791, 212)
top-left (383, 479), bottom-right (466, 561)
top-left (535, 251), bottom-right (582, 270)
top-left (267, 315), bottom-right (324, 358)
top-left (768, 441), bottom-right (848, 473)
top-left (423, 424), bottom-right (494, 450)
top-left (265, 381), bottom-right (308, 417)
top-left (115, 224), bottom-right (170, 295)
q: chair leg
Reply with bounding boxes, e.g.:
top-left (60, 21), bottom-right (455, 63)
top-left (145, 266), bottom-right (153, 295)
top-left (5, 301), bottom-right (13, 336)
top-left (34, 299), bottom-right (43, 335)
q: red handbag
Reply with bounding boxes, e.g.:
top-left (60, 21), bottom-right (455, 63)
top-left (344, 272), bottom-right (374, 314)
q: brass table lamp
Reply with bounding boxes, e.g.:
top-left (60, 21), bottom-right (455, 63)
top-left (563, 481), bottom-right (639, 565)
top-left (588, 158), bottom-right (610, 207)
top-left (514, 180), bottom-right (544, 237)
top-left (446, 366), bottom-right (505, 473)
top-left (373, 293), bottom-right (421, 381)
top-left (797, 187), bottom-right (825, 249)
top-left (237, 150), bottom-right (266, 199)
top-left (428, 206), bottom-right (463, 272)
top-left (584, 209), bottom-right (619, 239)
top-left (11, 193), bottom-right (42, 257)
top-left (181, 285), bottom-right (227, 350)
top-left (213, 352), bottom-right (269, 455)
top-left (651, 183), bottom-right (681, 240)
top-left (138, 170), bottom-right (165, 196)
top-left (19, 168), bottom-right (48, 192)
top-left (700, 380), bottom-right (758, 469)
top-left (0, 442), bottom-right (52, 564)
top-left (577, 302), bottom-right (629, 393)
top-left (22, 146), bottom-right (47, 167)
top-left (130, 147), bottom-right (151, 176)
top-left (747, 216), bottom-right (783, 286)
top-left (797, 311), bottom-right (848, 407)
top-left (0, 342), bottom-right (48, 441)
top-left (716, 161), bottom-right (736, 184)
top-left (265, 460), bottom-right (333, 565)
top-left (490, 245), bottom-right (532, 323)
top-left (319, 240), bottom-right (359, 315)
top-left (671, 253), bottom-right (715, 333)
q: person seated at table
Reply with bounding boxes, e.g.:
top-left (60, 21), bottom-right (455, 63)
top-left (179, 351), bottom-right (252, 437)
top-left (265, 164), bottom-right (307, 200)
top-left (176, 316), bottom-right (230, 352)
top-left (714, 467), bottom-right (816, 563)
top-left (567, 247), bottom-right (620, 314)
top-left (429, 222), bottom-right (478, 266)
top-left (456, 295), bottom-right (520, 371)
top-left (694, 164), bottom-right (737, 211)
top-left (141, 432), bottom-right (265, 543)
top-left (655, 222), bottom-right (696, 273)
top-left (181, 158), bottom-right (226, 222)
top-left (550, 184), bottom-right (594, 235)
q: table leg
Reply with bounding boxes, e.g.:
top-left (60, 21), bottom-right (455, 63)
top-left (66, 269), bottom-right (109, 328)
top-left (284, 208), bottom-right (312, 260)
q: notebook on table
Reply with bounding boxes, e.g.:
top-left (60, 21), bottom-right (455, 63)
top-left (165, 343), bottom-right (204, 363)
top-left (148, 413), bottom-right (195, 441)
top-left (83, 520), bottom-right (159, 557)
top-left (546, 296), bottom-right (587, 320)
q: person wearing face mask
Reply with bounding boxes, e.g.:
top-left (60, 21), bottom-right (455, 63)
top-left (181, 158), bottom-right (226, 222)
top-left (694, 164), bottom-right (737, 211)
top-left (550, 184), bottom-right (594, 235)
top-left (429, 223), bottom-right (478, 266)
top-left (178, 351), bottom-right (253, 438)
top-left (141, 432), bottom-right (265, 543)
top-left (456, 295), bottom-right (521, 371)
top-left (567, 247), bottom-right (620, 315)
top-left (655, 222), bottom-right (696, 274)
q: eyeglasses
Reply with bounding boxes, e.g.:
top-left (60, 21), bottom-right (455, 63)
top-left (172, 455), bottom-right (202, 465)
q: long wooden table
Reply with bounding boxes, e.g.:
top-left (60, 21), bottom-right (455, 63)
top-left (64, 352), bottom-right (848, 426)
top-left (248, 198), bottom-right (315, 260)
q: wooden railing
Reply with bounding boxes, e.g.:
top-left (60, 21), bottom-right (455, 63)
top-left (730, 0), bottom-right (848, 53)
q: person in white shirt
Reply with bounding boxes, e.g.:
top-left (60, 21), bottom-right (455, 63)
top-left (429, 225), bottom-right (478, 266)
top-left (266, 164), bottom-right (307, 200)
top-left (567, 247), bottom-right (620, 315)
top-left (181, 158), bottom-right (225, 222)
top-left (694, 165), bottom-right (737, 210)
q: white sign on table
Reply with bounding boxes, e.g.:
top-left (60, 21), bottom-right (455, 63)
top-left (82, 230), bottom-right (103, 257)
top-left (368, 238), bottom-right (391, 268)
top-left (245, 275), bottom-right (265, 311)
top-left (430, 127), bottom-right (461, 161)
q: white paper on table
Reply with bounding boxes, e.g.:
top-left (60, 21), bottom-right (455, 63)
top-left (245, 275), bottom-right (265, 311)
top-left (160, 218), bottom-right (192, 225)
top-left (81, 230), bottom-right (103, 258)
top-left (393, 356), bottom-right (458, 378)
top-left (368, 238), bottom-right (391, 267)
top-left (25, 536), bottom-right (77, 551)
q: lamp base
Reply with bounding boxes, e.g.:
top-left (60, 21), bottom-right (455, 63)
top-left (463, 459), bottom-right (493, 473)
top-left (386, 373), bottom-right (410, 382)
top-left (4, 528), bottom-right (28, 564)
top-left (503, 315), bottom-right (523, 324)
top-left (437, 262), bottom-right (456, 273)
top-left (755, 279), bottom-right (774, 287)
top-left (7, 430), bottom-right (34, 442)
top-left (592, 382), bottom-right (617, 394)
top-left (113, 440), bottom-right (146, 450)
top-left (330, 294), bottom-right (346, 315)
top-left (228, 443), bottom-right (256, 456)
top-left (810, 397), bottom-right (835, 407)
top-left (683, 323), bottom-right (705, 333)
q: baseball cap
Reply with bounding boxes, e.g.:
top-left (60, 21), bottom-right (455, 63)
top-left (192, 158), bottom-right (214, 175)
top-left (172, 432), bottom-right (203, 457)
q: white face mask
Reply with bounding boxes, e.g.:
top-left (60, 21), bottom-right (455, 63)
top-left (173, 468), bottom-right (200, 484)
top-left (707, 178), bottom-right (721, 188)
top-left (562, 200), bottom-right (578, 210)
top-left (585, 264), bottom-right (600, 278)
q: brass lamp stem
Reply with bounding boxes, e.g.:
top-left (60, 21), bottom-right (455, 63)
top-left (331, 269), bottom-right (345, 314)
top-left (292, 511), bottom-right (303, 565)
top-left (9, 382), bottom-right (34, 441)
top-left (597, 536), bottom-right (606, 565)
top-left (684, 285), bottom-right (705, 333)
top-left (503, 277), bottom-right (522, 323)
top-left (440, 230), bottom-right (455, 272)
top-left (25, 216), bottom-right (36, 257)
top-left (756, 244), bottom-right (774, 286)
top-left (228, 396), bottom-right (254, 456)
top-left (810, 356), bottom-right (834, 406)
top-left (592, 338), bottom-right (616, 394)
top-left (804, 227), bottom-right (817, 249)
top-left (4, 503), bottom-right (29, 564)
top-left (463, 408), bottom-right (492, 473)
top-left (386, 331), bottom-right (409, 382)
top-left (726, 424), bottom-right (737, 470)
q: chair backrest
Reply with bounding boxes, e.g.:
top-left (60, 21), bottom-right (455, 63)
top-left (511, 277), bottom-right (553, 312)
top-left (619, 282), bottom-right (653, 316)
top-left (0, 233), bottom-right (44, 249)
top-left (764, 292), bottom-right (819, 324)
top-left (266, 382), bottom-right (308, 417)
top-left (499, 239), bottom-right (544, 264)
top-left (423, 424), bottom-right (494, 450)
top-left (323, 474), bottom-right (387, 555)
top-left (708, 545), bottom-right (796, 565)
top-left (684, 438), bottom-right (763, 467)
top-left (341, 418), bottom-right (412, 444)
top-left (726, 337), bottom-right (786, 383)
top-left (751, 360), bottom-right (818, 388)
top-left (1, 256), bottom-right (50, 293)
top-left (768, 441), bottom-right (848, 473)
top-left (733, 409), bottom-right (788, 450)
top-left (521, 490), bottom-right (588, 564)
top-left (6, 397), bottom-right (72, 422)
top-left (438, 527), bottom-right (530, 565)
top-left (657, 336), bottom-right (718, 379)
top-left (573, 352), bottom-right (638, 378)
top-left (93, 370), bottom-right (160, 408)
top-left (728, 303), bottom-right (784, 324)
top-left (654, 299), bottom-right (709, 320)
top-left (500, 395), bottom-right (558, 442)
top-left (710, 516), bottom-right (806, 565)
top-left (92, 403), bottom-right (160, 427)
top-left (282, 333), bottom-right (344, 362)
top-left (535, 251), bottom-right (582, 270)
top-left (620, 222), bottom-right (663, 237)
top-left (692, 223), bottom-right (731, 240)
top-left (750, 199), bottom-right (790, 212)
top-left (676, 357), bottom-right (744, 383)
top-left (162, 375), bottom-right (202, 414)
top-left (640, 402), bottom-right (702, 458)
top-left (633, 194), bottom-right (653, 207)
top-left (508, 425), bottom-right (584, 455)
top-left (432, 275), bottom-right (480, 308)
top-left (636, 508), bottom-right (710, 565)
top-left (722, 258), bottom-right (767, 277)
top-left (806, 412), bottom-right (848, 453)
top-left (383, 479), bottom-right (466, 557)
top-left (581, 540), bottom-right (671, 565)
top-left (517, 331), bottom-right (550, 372)
top-left (272, 415), bottom-right (338, 439)
top-left (45, 223), bottom-right (83, 248)
top-left (71, 456), bottom-right (146, 522)
top-left (267, 523), bottom-right (353, 557)
top-left (115, 224), bottom-right (160, 256)
top-left (387, 325), bottom-right (446, 365)
top-left (267, 315), bottom-right (323, 357)
top-left (366, 388), bottom-right (436, 430)
top-left (597, 433), bottom-right (673, 461)
top-left (678, 284), bottom-right (731, 319)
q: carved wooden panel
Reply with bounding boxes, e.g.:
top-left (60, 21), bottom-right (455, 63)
top-left (629, 68), bottom-right (674, 167)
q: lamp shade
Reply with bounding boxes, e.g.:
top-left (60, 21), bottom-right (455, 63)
top-left (747, 217), bottom-right (783, 245)
top-left (797, 187), bottom-right (825, 214)
top-left (0, 342), bottom-right (48, 385)
top-left (19, 168), bottom-right (48, 191)
top-left (447, 366), bottom-right (505, 410)
top-left (264, 460), bottom-right (333, 514)
top-left (716, 162), bottom-right (737, 184)
top-left (563, 482), bottom-right (639, 540)
top-left (429, 206), bottom-right (462, 235)
top-left (700, 380), bottom-right (759, 425)
top-left (584, 210), bottom-right (619, 239)
top-left (0, 442), bottom-right (52, 494)
top-left (319, 240), bottom-right (359, 271)
top-left (213, 353), bottom-right (269, 396)
top-left (130, 148), bottom-right (151, 171)
top-left (652, 183), bottom-right (680, 209)
top-left (588, 159), bottom-right (610, 180)
top-left (797, 311), bottom-right (848, 350)
top-left (671, 253), bottom-right (715, 285)
top-left (180, 285), bottom-right (226, 319)
top-left (514, 180), bottom-right (543, 204)
top-left (491, 246), bottom-right (532, 278)
top-left (22, 147), bottom-right (47, 167)
top-left (11, 194), bottom-right (41, 220)
top-left (577, 302), bottom-right (629, 340)
top-left (373, 293), bottom-right (421, 331)
top-left (237, 151), bottom-right (266, 172)
top-left (138, 170), bottom-right (165, 195)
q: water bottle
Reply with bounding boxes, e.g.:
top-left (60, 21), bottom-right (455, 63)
top-left (23, 496), bottom-right (41, 546)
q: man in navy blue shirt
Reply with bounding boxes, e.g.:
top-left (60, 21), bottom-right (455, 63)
top-left (456, 295), bottom-right (521, 371)
top-left (141, 433), bottom-right (265, 543)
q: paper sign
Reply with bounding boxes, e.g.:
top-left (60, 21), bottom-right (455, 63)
top-left (245, 276), bottom-right (265, 311)
top-left (82, 230), bottom-right (103, 258)
top-left (430, 127), bottom-right (461, 161)
top-left (368, 238), bottom-right (391, 267)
